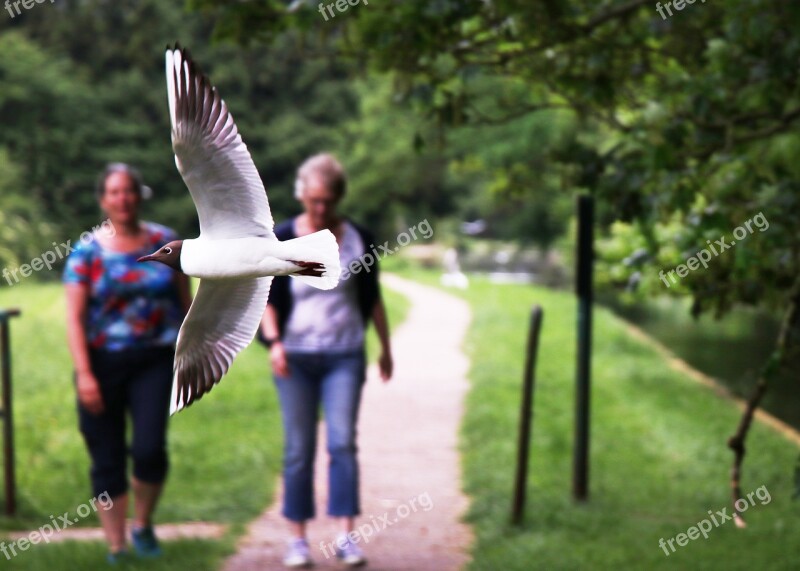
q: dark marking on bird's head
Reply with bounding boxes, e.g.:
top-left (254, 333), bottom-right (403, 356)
top-left (137, 240), bottom-right (184, 272)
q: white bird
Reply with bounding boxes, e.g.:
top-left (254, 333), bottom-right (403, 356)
top-left (138, 44), bottom-right (341, 414)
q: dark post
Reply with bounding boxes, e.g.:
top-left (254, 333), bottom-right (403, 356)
top-left (511, 305), bottom-right (543, 525)
top-left (0, 308), bottom-right (20, 516)
top-left (573, 195), bottom-right (594, 502)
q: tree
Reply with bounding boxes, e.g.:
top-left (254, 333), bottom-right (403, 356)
top-left (190, 0), bottom-right (800, 517)
top-left (0, 147), bottom-right (55, 278)
top-left (1, 0), bottom-right (367, 254)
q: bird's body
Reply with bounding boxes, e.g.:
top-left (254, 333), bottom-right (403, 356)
top-left (181, 237), bottom-right (296, 279)
top-left (138, 44), bottom-right (341, 414)
top-left (181, 234), bottom-right (337, 284)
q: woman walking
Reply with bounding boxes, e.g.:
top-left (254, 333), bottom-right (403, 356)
top-left (260, 153), bottom-right (393, 568)
top-left (64, 163), bottom-right (191, 563)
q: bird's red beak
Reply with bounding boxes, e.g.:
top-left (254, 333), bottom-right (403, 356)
top-left (137, 254), bottom-right (157, 263)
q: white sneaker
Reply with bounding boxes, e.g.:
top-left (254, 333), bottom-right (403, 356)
top-left (283, 537), bottom-right (313, 568)
top-left (335, 534), bottom-right (367, 567)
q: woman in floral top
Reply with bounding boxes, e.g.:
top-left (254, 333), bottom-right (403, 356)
top-left (64, 163), bottom-right (191, 563)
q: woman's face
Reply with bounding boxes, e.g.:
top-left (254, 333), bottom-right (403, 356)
top-left (301, 175), bottom-right (340, 228)
top-left (100, 172), bottom-right (140, 226)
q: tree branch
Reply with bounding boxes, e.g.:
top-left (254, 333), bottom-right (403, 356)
top-left (693, 106), bottom-right (800, 160)
top-left (727, 275), bottom-right (800, 527)
top-left (582, 0), bottom-right (652, 32)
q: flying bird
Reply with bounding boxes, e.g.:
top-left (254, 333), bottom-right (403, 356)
top-left (138, 45), bottom-right (341, 414)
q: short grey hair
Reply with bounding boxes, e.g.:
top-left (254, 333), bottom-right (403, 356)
top-left (294, 153), bottom-right (347, 200)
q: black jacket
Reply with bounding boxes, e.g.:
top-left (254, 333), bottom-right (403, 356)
top-left (257, 217), bottom-right (381, 347)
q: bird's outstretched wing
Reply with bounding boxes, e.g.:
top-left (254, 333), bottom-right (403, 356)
top-left (166, 44), bottom-right (274, 239)
top-left (171, 276), bottom-right (272, 414)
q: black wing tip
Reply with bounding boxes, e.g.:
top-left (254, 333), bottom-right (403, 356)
top-left (171, 379), bottom-right (210, 414)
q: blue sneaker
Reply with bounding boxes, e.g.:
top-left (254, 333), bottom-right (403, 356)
top-left (335, 534), bottom-right (366, 567)
top-left (106, 549), bottom-right (130, 565)
top-left (131, 526), bottom-right (162, 557)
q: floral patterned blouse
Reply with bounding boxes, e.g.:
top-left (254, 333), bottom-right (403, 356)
top-left (63, 221), bottom-right (184, 351)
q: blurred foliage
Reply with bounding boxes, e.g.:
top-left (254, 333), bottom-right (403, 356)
top-left (0, 146), bottom-right (55, 269)
top-left (0, 0), bottom-right (569, 280)
top-left (191, 0), bottom-right (800, 323)
top-left (2, 0), bottom-right (798, 327)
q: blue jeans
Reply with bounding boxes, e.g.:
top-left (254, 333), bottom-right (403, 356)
top-left (274, 349), bottom-right (366, 522)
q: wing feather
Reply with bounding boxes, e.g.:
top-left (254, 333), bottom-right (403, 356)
top-left (165, 45), bottom-right (274, 239)
top-left (170, 277), bottom-right (272, 414)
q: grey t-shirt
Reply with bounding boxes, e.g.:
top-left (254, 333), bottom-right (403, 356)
top-left (282, 221), bottom-right (365, 353)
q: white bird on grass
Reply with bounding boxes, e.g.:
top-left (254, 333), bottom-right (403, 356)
top-left (138, 44), bottom-right (341, 414)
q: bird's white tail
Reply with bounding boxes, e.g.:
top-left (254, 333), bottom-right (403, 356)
top-left (281, 229), bottom-right (341, 290)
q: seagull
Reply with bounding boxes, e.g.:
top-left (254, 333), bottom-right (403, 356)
top-left (138, 44), bottom-right (341, 414)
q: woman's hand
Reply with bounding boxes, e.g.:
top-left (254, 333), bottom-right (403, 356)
top-left (76, 371), bottom-right (105, 415)
top-left (371, 300), bottom-right (393, 382)
top-left (270, 341), bottom-right (290, 378)
top-left (379, 350), bottom-right (393, 382)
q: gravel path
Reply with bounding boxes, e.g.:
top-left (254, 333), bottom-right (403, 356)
top-left (222, 273), bottom-right (474, 570)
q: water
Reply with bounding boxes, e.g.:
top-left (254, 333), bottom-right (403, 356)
top-left (600, 294), bottom-right (800, 430)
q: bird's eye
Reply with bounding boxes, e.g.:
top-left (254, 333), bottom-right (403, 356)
top-left (163, 247), bottom-right (173, 255)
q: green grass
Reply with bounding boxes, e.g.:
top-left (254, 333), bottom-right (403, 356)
top-left (0, 277), bottom-right (408, 570)
top-left (4, 265), bottom-right (797, 570)
top-left (3, 540), bottom-right (232, 570)
top-left (409, 269), bottom-right (799, 571)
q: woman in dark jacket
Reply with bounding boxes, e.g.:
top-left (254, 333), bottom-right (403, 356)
top-left (260, 153), bottom-right (392, 568)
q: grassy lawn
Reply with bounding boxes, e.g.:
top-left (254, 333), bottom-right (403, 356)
top-left (3, 263), bottom-right (797, 570)
top-left (0, 277), bottom-right (408, 570)
top-left (396, 266), bottom-right (799, 571)
top-left (464, 276), bottom-right (799, 570)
